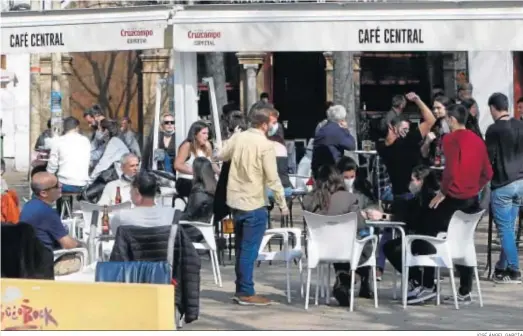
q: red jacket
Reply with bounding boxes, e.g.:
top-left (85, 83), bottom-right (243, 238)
top-left (441, 129), bottom-right (493, 199)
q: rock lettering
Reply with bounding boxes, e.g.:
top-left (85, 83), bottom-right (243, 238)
top-left (358, 28), bottom-right (424, 44)
top-left (9, 33), bottom-right (65, 48)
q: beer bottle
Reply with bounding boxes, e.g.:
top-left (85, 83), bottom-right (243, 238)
top-left (115, 186), bottom-right (122, 205)
top-left (101, 205), bottom-right (110, 235)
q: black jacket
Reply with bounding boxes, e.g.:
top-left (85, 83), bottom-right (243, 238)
top-left (1, 223), bottom-right (54, 280)
top-left (143, 131), bottom-right (177, 171)
top-left (110, 224), bottom-right (201, 324)
top-left (213, 161), bottom-right (231, 222)
top-left (181, 185), bottom-right (214, 223)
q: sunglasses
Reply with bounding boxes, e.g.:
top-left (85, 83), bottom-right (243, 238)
top-left (43, 181), bottom-right (61, 191)
top-left (163, 121), bottom-right (175, 125)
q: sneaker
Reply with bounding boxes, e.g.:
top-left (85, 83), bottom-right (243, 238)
top-left (493, 269), bottom-right (522, 284)
top-left (232, 295), bottom-right (273, 306)
top-left (443, 292), bottom-right (473, 305)
top-left (407, 286), bottom-right (437, 304)
top-left (376, 268), bottom-right (383, 282)
top-left (493, 268), bottom-right (505, 280)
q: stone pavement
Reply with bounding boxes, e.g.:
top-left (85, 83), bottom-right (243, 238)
top-left (188, 240), bottom-right (522, 331)
top-left (4, 171), bottom-right (522, 330)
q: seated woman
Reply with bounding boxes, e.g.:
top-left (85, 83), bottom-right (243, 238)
top-left (90, 119), bottom-right (130, 182)
top-left (382, 165), bottom-right (475, 304)
top-left (336, 157), bottom-right (375, 208)
top-left (336, 156), bottom-right (395, 280)
top-left (180, 157), bottom-right (216, 243)
top-left (267, 133), bottom-right (293, 199)
top-left (175, 121), bottom-right (219, 200)
top-left (302, 165), bottom-right (382, 306)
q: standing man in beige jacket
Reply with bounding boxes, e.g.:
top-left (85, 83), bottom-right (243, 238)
top-left (218, 106), bottom-right (289, 306)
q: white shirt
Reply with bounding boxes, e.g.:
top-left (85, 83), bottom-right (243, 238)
top-left (110, 206), bottom-right (176, 234)
top-left (47, 132), bottom-right (91, 187)
top-left (98, 178), bottom-right (132, 206)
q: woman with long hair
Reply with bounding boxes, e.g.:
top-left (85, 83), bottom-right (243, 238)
top-left (302, 165), bottom-right (382, 306)
top-left (461, 98), bottom-right (483, 138)
top-left (181, 157), bottom-right (217, 223)
top-left (421, 95), bottom-right (453, 162)
top-left (381, 165), bottom-right (462, 304)
top-left (174, 121), bottom-right (217, 199)
top-left (90, 119), bottom-right (130, 182)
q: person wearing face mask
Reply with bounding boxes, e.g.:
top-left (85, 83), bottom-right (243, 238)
top-left (377, 92), bottom-right (436, 225)
top-left (302, 165), bottom-right (383, 305)
top-left (381, 165), bottom-right (443, 304)
top-left (90, 119), bottom-right (130, 183)
top-left (216, 106), bottom-right (289, 306)
top-left (98, 153), bottom-right (139, 205)
top-left (311, 105), bottom-right (356, 179)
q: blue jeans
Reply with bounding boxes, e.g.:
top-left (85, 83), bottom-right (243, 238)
top-left (233, 207), bottom-right (268, 296)
top-left (62, 184), bottom-right (84, 193)
top-left (377, 229), bottom-right (393, 270)
top-left (491, 179), bottom-right (523, 271)
top-left (380, 185), bottom-right (394, 202)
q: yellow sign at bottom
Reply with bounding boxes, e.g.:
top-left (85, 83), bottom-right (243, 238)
top-left (1, 278), bottom-right (175, 330)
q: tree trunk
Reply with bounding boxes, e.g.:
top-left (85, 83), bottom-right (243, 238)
top-left (333, 51), bottom-right (358, 147)
top-left (29, 0), bottom-right (41, 152)
top-left (204, 52), bottom-right (228, 117)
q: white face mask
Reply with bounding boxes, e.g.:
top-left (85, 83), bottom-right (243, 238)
top-left (344, 178), bottom-right (355, 192)
top-left (267, 123), bottom-right (279, 137)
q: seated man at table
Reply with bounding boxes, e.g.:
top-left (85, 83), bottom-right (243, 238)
top-left (47, 117), bottom-right (91, 215)
top-left (302, 165), bottom-right (382, 305)
top-left (110, 172), bottom-right (175, 234)
top-left (20, 172), bottom-right (84, 275)
top-left (98, 153), bottom-right (139, 206)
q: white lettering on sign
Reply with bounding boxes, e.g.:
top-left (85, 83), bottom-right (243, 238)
top-left (9, 33), bottom-right (65, 48)
top-left (358, 28), bottom-right (424, 44)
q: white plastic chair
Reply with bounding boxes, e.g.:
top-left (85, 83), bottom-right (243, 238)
top-left (302, 211), bottom-right (378, 311)
top-left (179, 216), bottom-right (222, 288)
top-left (257, 228), bottom-right (304, 303)
top-left (403, 210), bottom-right (485, 310)
top-left (53, 247), bottom-right (89, 280)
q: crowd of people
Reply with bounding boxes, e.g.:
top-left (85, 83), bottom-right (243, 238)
top-left (1, 86), bottom-right (522, 321)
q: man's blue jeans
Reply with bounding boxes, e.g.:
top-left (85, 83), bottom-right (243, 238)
top-left (232, 207), bottom-right (268, 296)
top-left (491, 179), bottom-right (523, 271)
top-left (62, 184), bottom-right (84, 193)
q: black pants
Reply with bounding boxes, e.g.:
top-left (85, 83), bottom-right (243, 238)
top-left (333, 239), bottom-right (373, 285)
top-left (175, 178), bottom-right (193, 199)
top-left (384, 195), bottom-right (479, 295)
top-left (384, 237), bottom-right (473, 295)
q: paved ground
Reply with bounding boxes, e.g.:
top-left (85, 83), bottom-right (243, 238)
top-left (4, 171), bottom-right (523, 330)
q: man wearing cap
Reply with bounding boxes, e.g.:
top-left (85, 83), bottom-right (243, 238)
top-left (456, 83), bottom-right (473, 104)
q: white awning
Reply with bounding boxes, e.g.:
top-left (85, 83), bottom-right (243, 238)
top-left (171, 1), bottom-right (523, 52)
top-left (0, 5), bottom-right (173, 54)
